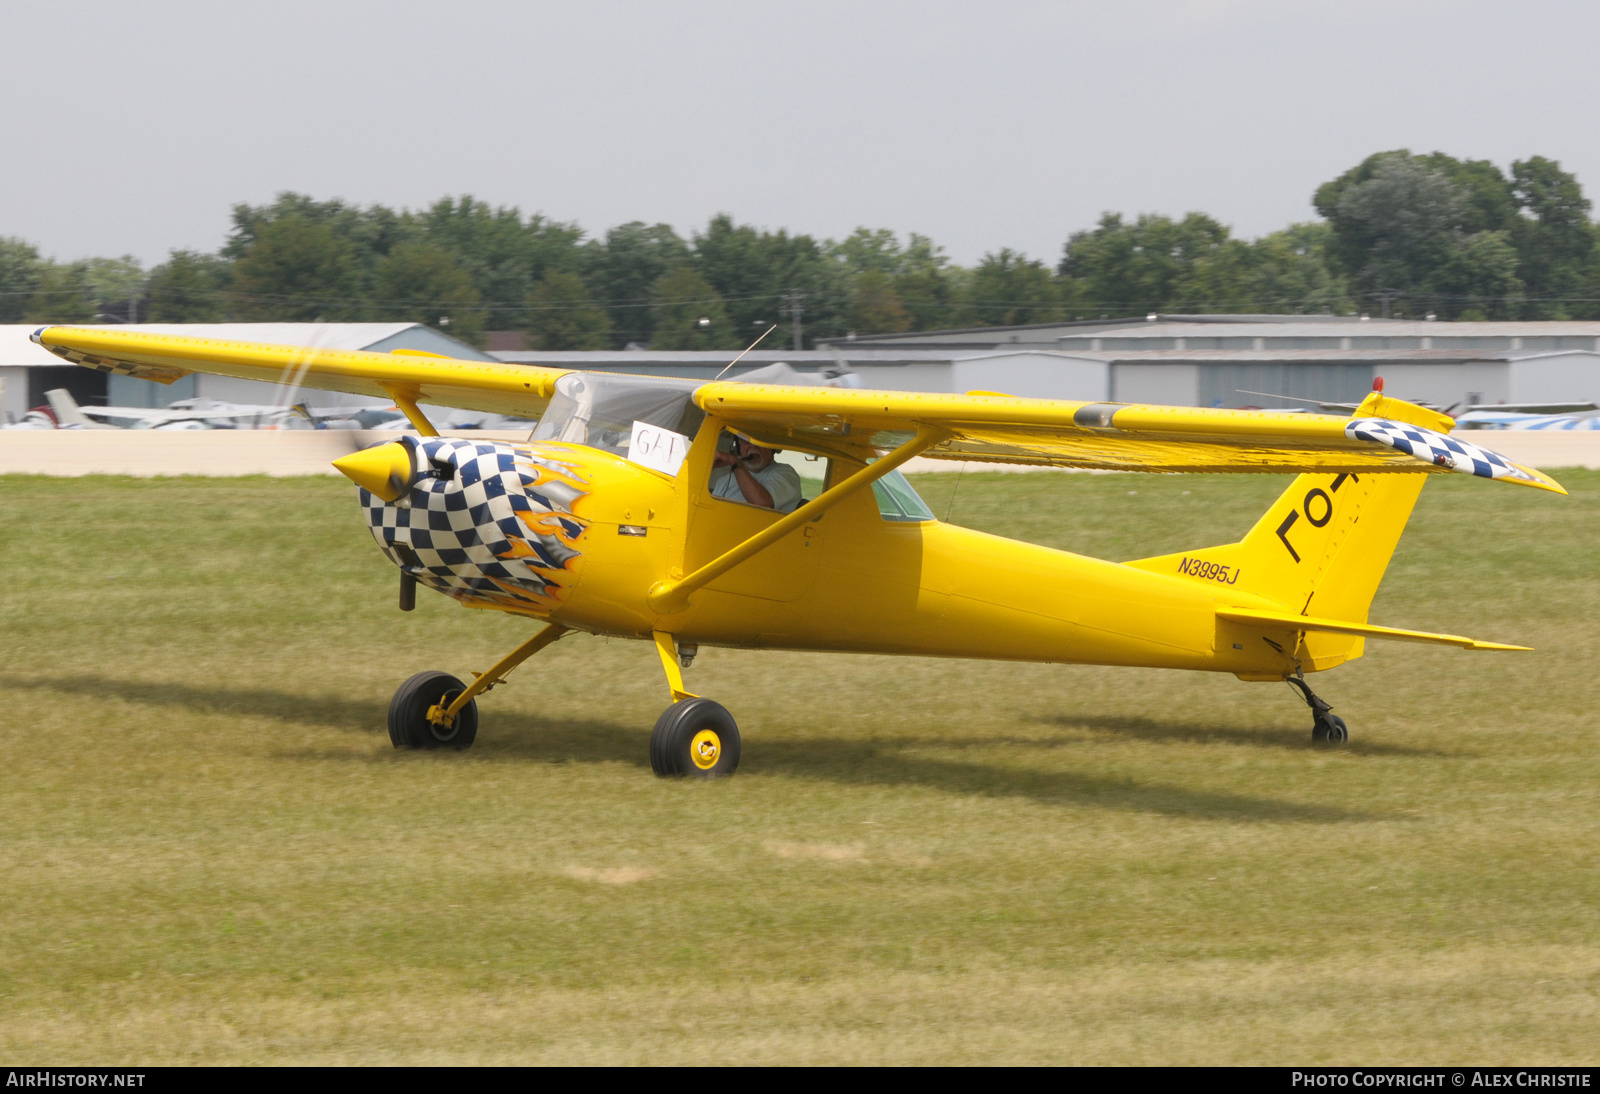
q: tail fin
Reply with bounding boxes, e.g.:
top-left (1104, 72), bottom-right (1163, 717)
top-left (44, 388), bottom-right (112, 429)
top-left (1127, 392), bottom-right (1451, 670)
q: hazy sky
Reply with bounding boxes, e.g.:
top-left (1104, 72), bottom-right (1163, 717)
top-left (7, 0), bottom-right (1599, 268)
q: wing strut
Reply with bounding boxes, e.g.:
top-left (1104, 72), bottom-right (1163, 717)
top-left (646, 426), bottom-right (945, 614)
top-left (380, 383), bottom-right (440, 437)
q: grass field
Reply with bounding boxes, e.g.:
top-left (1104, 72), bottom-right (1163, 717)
top-left (1, 468), bottom-right (1596, 1064)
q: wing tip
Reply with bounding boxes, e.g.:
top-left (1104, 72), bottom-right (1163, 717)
top-left (1513, 464), bottom-right (1568, 495)
top-left (1467, 641), bottom-right (1534, 652)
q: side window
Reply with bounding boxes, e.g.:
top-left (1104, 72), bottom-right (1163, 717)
top-left (871, 468), bottom-right (936, 522)
top-left (706, 431), bottom-right (827, 513)
top-left (774, 449), bottom-right (827, 506)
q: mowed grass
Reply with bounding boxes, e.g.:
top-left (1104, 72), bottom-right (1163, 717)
top-left (0, 468), bottom-right (1597, 1065)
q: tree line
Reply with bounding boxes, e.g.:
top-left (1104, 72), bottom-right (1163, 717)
top-left (3, 150), bottom-right (1597, 350)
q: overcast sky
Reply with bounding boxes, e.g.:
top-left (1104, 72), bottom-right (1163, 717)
top-left (7, 0), bottom-right (1599, 268)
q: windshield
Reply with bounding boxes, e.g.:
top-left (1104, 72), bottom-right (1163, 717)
top-left (530, 373), bottom-right (706, 456)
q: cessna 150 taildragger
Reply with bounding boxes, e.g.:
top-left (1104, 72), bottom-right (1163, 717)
top-left (32, 326), bottom-right (1565, 776)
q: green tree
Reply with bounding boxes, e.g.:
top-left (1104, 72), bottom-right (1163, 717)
top-left (692, 215), bottom-right (850, 348)
top-left (1245, 223), bottom-right (1352, 315)
top-left (829, 228), bottom-right (906, 275)
top-left (1058, 212), bottom-right (1255, 316)
top-left (147, 250), bottom-right (232, 322)
top-left (371, 240), bottom-right (486, 344)
top-left (223, 191), bottom-right (591, 329)
top-left (225, 192), bottom-right (405, 263)
top-left (1416, 153), bottom-right (1519, 234)
top-left (24, 263), bottom-right (95, 323)
top-left (848, 269), bottom-right (912, 333)
top-left (893, 266), bottom-right (958, 330)
top-left (583, 222), bottom-right (691, 346)
top-left (958, 249), bottom-right (1060, 326)
top-left (0, 236), bottom-right (44, 323)
top-left (828, 228), bottom-right (958, 331)
top-left (525, 271), bottom-right (613, 349)
top-left (1433, 230), bottom-right (1524, 320)
top-left (413, 196), bottom-right (585, 330)
top-left (649, 267), bottom-right (737, 349)
top-left (1581, 242), bottom-right (1600, 321)
top-left (230, 214), bottom-right (364, 320)
top-left (1510, 156), bottom-right (1594, 318)
top-left (893, 234), bottom-right (957, 330)
top-left (81, 256), bottom-right (145, 320)
top-left (1324, 156), bottom-right (1464, 307)
top-left (1309, 150), bottom-right (1553, 317)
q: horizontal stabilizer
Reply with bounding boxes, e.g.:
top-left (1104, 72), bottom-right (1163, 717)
top-left (1216, 606), bottom-right (1531, 651)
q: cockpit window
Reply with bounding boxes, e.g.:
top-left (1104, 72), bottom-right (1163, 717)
top-left (870, 467), bottom-right (936, 522)
top-left (530, 372), bottom-right (705, 456)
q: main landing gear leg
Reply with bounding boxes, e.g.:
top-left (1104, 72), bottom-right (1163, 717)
top-left (1286, 670), bottom-right (1348, 743)
top-left (388, 622), bottom-right (569, 751)
top-left (649, 631), bottom-right (740, 778)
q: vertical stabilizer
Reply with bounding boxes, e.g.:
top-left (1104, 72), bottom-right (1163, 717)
top-left (44, 388), bottom-right (113, 430)
top-left (1125, 391), bottom-right (1450, 670)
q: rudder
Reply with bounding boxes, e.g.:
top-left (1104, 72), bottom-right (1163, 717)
top-left (1125, 394), bottom-right (1449, 670)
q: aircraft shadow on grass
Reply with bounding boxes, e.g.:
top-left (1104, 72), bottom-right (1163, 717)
top-left (1033, 712), bottom-right (1460, 758)
top-left (7, 674), bottom-right (1383, 825)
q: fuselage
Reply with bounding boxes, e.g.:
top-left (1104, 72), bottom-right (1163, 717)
top-left (356, 436), bottom-right (1301, 680)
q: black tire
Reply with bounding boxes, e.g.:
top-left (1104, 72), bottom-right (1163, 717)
top-left (1312, 713), bottom-right (1348, 743)
top-left (388, 671), bottom-right (478, 751)
top-left (650, 698), bottom-right (740, 778)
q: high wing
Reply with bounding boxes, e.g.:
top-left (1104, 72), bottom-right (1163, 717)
top-left (31, 326), bottom-right (569, 420)
top-left (693, 382), bottom-right (1566, 493)
top-left (33, 325), bottom-right (1563, 493)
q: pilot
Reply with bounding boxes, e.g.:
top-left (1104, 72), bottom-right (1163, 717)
top-left (710, 431), bottom-right (803, 511)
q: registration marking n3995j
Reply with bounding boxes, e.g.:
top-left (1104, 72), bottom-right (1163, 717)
top-left (1177, 557), bottom-right (1241, 585)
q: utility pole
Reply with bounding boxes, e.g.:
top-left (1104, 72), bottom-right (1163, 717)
top-left (779, 290), bottom-right (805, 351)
top-left (1371, 288), bottom-right (1401, 320)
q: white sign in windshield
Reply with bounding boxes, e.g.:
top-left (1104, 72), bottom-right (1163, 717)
top-left (627, 419), bottom-right (691, 477)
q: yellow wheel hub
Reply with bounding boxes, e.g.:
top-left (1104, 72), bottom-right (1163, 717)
top-left (690, 729), bottom-right (722, 770)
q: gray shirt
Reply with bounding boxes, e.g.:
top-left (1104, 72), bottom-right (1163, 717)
top-left (709, 459), bottom-right (804, 511)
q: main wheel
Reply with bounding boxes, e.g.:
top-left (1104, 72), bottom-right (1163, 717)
top-left (1312, 713), bottom-right (1348, 743)
top-left (650, 698), bottom-right (741, 778)
top-left (389, 671), bottom-right (478, 751)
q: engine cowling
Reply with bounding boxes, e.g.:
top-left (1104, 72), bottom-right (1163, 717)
top-left (334, 436), bottom-right (594, 615)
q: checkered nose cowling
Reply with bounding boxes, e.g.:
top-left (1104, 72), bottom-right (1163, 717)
top-left (357, 436), bottom-right (591, 613)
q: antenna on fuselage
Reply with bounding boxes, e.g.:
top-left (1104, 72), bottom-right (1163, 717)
top-left (713, 324), bottom-right (778, 381)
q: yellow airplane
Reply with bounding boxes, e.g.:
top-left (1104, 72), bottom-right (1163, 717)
top-left (32, 325), bottom-right (1566, 776)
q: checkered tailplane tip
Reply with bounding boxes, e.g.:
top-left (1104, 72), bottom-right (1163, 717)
top-left (1345, 418), bottom-right (1540, 486)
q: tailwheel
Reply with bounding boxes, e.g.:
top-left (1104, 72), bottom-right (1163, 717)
top-left (389, 671), bottom-right (479, 751)
top-left (650, 698), bottom-right (741, 778)
top-left (1286, 672), bottom-right (1346, 744)
top-left (1312, 712), bottom-right (1348, 743)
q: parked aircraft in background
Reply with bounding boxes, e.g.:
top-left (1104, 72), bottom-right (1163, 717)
top-left (2, 406), bottom-right (62, 430)
top-left (1454, 406), bottom-right (1600, 430)
top-left (1242, 389), bottom-right (1600, 424)
top-left (35, 389), bottom-right (537, 433)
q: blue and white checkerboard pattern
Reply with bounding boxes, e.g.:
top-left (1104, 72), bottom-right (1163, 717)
top-left (1345, 417), bottom-right (1538, 485)
top-left (358, 437), bottom-right (590, 611)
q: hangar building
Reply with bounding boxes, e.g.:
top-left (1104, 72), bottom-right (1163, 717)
top-left (814, 316), bottom-right (1600, 410)
top-left (7, 316), bottom-right (1598, 422)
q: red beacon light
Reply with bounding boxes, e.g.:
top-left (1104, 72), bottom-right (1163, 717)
top-left (1372, 376), bottom-right (1385, 392)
